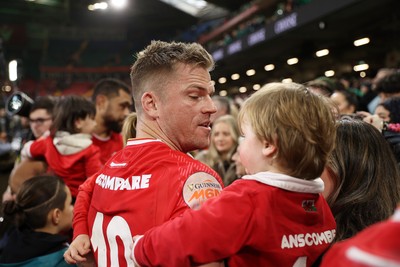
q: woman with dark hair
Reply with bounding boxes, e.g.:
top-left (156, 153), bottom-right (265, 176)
top-left (0, 175), bottom-right (75, 266)
top-left (330, 89), bottom-right (358, 115)
top-left (321, 118), bottom-right (400, 242)
top-left (375, 96), bottom-right (400, 123)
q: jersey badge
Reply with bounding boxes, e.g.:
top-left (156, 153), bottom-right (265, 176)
top-left (302, 200), bottom-right (317, 212)
top-left (182, 172), bottom-right (222, 210)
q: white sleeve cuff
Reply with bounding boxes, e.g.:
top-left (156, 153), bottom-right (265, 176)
top-left (132, 235), bottom-right (144, 267)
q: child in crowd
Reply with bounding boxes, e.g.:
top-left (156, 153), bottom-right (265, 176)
top-left (21, 95), bottom-right (101, 200)
top-left (0, 175), bottom-right (75, 266)
top-left (132, 82), bottom-right (337, 267)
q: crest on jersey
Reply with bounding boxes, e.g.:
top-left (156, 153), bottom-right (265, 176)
top-left (183, 172), bottom-right (222, 210)
top-left (302, 200), bottom-right (317, 212)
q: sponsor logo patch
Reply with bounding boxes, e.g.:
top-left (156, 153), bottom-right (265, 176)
top-left (109, 161), bottom-right (127, 168)
top-left (183, 172), bottom-right (222, 210)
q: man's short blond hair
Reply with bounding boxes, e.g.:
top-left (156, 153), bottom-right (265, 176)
top-left (130, 40), bottom-right (214, 112)
top-left (238, 82), bottom-right (336, 180)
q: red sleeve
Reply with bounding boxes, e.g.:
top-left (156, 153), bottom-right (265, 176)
top-left (27, 138), bottom-right (47, 158)
top-left (73, 173), bottom-right (97, 239)
top-left (84, 146), bottom-right (102, 178)
top-left (134, 187), bottom-right (255, 266)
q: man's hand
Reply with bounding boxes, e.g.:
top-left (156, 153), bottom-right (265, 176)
top-left (64, 234), bottom-right (93, 265)
top-left (358, 111), bottom-right (384, 131)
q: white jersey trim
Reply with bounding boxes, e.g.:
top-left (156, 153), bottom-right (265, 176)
top-left (345, 246), bottom-right (400, 267)
top-left (132, 235), bottom-right (144, 267)
top-left (92, 133), bottom-right (111, 141)
top-left (241, 172), bottom-right (324, 193)
top-left (126, 139), bottom-right (163, 146)
top-left (392, 207), bottom-right (400, 222)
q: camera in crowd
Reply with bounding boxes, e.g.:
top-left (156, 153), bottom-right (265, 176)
top-left (5, 91), bottom-right (34, 117)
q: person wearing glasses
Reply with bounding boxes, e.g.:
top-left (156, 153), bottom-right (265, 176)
top-left (2, 96), bottom-right (56, 200)
top-left (28, 96), bottom-right (56, 140)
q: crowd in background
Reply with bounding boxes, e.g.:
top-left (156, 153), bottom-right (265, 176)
top-left (0, 54), bottom-right (400, 265)
top-left (0, 0), bottom-right (399, 264)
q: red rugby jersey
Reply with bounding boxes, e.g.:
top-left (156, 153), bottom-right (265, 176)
top-left (92, 132), bottom-right (123, 165)
top-left (73, 138), bottom-right (223, 267)
top-left (321, 207), bottom-right (400, 267)
top-left (134, 172), bottom-right (336, 267)
top-left (26, 136), bottom-right (101, 198)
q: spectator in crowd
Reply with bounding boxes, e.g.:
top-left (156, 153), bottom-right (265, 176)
top-left (28, 96), bottom-right (56, 141)
top-left (321, 118), bottom-right (400, 243)
top-left (330, 89), bottom-right (358, 115)
top-left (21, 95), bottom-right (101, 200)
top-left (358, 81), bottom-right (400, 164)
top-left (121, 112), bottom-right (137, 145)
top-left (305, 77), bottom-right (335, 97)
top-left (3, 96), bottom-right (55, 201)
top-left (357, 110), bottom-right (400, 164)
top-left (3, 160), bottom-right (48, 203)
top-left (210, 95), bottom-right (238, 123)
top-left (131, 82), bottom-right (337, 267)
top-left (359, 68), bottom-right (398, 113)
top-left (374, 96), bottom-right (400, 123)
top-left (0, 175), bottom-right (74, 266)
top-left (91, 78), bottom-right (133, 164)
top-left (64, 41), bottom-right (223, 267)
top-left (320, 205), bottom-right (400, 267)
top-left (196, 114), bottom-right (240, 186)
top-left (374, 70), bottom-right (400, 103)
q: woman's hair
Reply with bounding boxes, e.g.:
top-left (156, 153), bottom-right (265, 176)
top-left (378, 96), bottom-right (400, 123)
top-left (2, 175), bottom-right (67, 230)
top-left (326, 118), bottom-right (400, 241)
top-left (50, 95), bottom-right (96, 135)
top-left (130, 40), bottom-right (214, 112)
top-left (202, 115), bottom-right (240, 167)
top-left (238, 82), bottom-right (336, 180)
top-left (122, 112), bottom-right (137, 144)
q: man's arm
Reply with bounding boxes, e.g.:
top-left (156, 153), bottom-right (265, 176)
top-left (73, 174), bottom-right (97, 238)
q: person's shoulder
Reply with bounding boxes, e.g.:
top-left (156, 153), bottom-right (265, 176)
top-left (31, 135), bottom-right (52, 146)
top-left (321, 208), bottom-right (400, 267)
top-left (0, 248), bottom-right (76, 267)
top-left (110, 131), bottom-right (123, 141)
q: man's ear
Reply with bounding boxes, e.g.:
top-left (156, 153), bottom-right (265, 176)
top-left (141, 92), bottom-right (159, 118)
top-left (95, 95), bottom-right (108, 111)
top-left (262, 140), bottom-right (277, 158)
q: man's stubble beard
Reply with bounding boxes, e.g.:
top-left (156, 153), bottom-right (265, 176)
top-left (103, 114), bottom-right (123, 133)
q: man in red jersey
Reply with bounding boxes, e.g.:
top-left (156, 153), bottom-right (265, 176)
top-left (131, 83), bottom-right (337, 267)
top-left (91, 78), bottom-right (133, 164)
top-left (64, 41), bottom-right (224, 267)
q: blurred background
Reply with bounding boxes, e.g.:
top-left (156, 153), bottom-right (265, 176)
top-left (0, 0), bottom-right (399, 98)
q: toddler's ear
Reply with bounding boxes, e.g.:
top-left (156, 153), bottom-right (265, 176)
top-left (262, 141), bottom-right (277, 158)
top-left (75, 118), bottom-right (83, 130)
